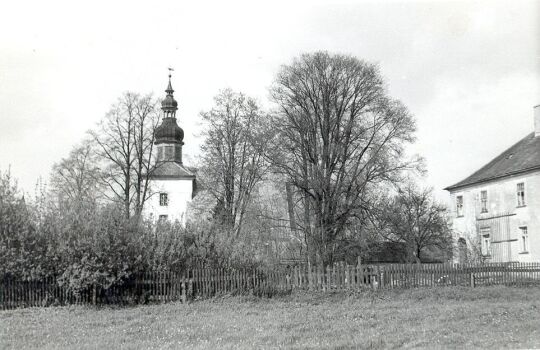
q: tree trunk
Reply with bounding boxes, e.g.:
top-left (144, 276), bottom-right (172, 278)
top-left (285, 182), bottom-right (297, 233)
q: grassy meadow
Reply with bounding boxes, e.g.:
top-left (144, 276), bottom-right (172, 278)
top-left (2, 286), bottom-right (540, 349)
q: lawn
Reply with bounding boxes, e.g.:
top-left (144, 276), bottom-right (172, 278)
top-left (2, 286), bottom-right (540, 349)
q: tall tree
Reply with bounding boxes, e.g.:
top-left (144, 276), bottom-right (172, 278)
top-left (89, 92), bottom-right (160, 220)
top-left (50, 141), bottom-right (102, 211)
top-left (270, 51), bottom-right (419, 265)
top-left (199, 89), bottom-right (273, 237)
top-left (375, 183), bottom-right (453, 263)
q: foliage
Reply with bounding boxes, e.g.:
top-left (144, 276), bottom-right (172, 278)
top-left (375, 183), bottom-right (453, 263)
top-left (270, 51), bottom-right (420, 265)
top-left (53, 205), bottom-right (146, 294)
top-left (458, 234), bottom-right (489, 264)
top-left (49, 141), bottom-right (102, 211)
top-left (199, 89), bottom-right (274, 237)
top-left (1, 52), bottom-right (433, 294)
top-left (0, 166), bottom-right (262, 292)
top-left (89, 92), bottom-right (160, 219)
top-left (0, 169), bottom-right (52, 279)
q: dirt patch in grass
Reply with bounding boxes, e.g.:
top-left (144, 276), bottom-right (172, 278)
top-left (2, 286), bottom-right (540, 349)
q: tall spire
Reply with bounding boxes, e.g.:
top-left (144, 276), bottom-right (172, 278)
top-left (155, 70), bottom-right (184, 150)
top-left (166, 71), bottom-right (174, 96)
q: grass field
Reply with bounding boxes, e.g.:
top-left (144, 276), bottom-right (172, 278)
top-left (2, 286), bottom-right (540, 349)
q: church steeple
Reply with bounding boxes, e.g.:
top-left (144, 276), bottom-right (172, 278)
top-left (154, 71), bottom-right (184, 163)
top-left (166, 75), bottom-right (174, 94)
top-left (144, 70), bottom-right (197, 226)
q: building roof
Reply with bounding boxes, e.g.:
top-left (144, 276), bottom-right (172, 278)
top-left (155, 117), bottom-right (184, 144)
top-left (155, 74), bottom-right (184, 145)
top-left (445, 132), bottom-right (540, 191)
top-left (151, 161), bottom-right (196, 179)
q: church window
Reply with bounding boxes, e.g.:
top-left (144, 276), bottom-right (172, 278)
top-left (517, 183), bottom-right (526, 207)
top-left (480, 190), bottom-right (488, 213)
top-left (159, 193), bottom-right (168, 206)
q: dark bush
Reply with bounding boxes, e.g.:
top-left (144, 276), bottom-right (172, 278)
top-left (0, 168), bottom-right (267, 302)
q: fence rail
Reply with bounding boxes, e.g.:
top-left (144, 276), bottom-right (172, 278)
top-left (2, 262), bottom-right (540, 310)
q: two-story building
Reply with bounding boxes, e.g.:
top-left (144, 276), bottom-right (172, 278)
top-left (445, 105), bottom-right (540, 263)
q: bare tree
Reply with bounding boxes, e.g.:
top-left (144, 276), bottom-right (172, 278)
top-left (50, 141), bottom-right (102, 210)
top-left (375, 183), bottom-right (452, 263)
top-left (199, 89), bottom-right (273, 237)
top-left (89, 92), bottom-right (160, 220)
top-left (270, 51), bottom-right (420, 265)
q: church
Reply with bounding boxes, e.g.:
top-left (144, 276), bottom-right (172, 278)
top-left (446, 105), bottom-right (540, 263)
top-left (143, 74), bottom-right (196, 224)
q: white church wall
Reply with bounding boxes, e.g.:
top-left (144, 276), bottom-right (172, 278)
top-left (144, 178), bottom-right (194, 225)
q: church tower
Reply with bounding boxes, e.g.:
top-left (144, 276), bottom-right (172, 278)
top-left (144, 73), bottom-right (196, 224)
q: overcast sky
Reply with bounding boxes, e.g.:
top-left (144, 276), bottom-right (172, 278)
top-left (1, 0), bottom-right (538, 202)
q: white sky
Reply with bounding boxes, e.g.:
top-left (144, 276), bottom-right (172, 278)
top-left (0, 0), bottom-right (538, 203)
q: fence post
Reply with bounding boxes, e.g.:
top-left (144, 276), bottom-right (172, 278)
top-left (470, 273), bottom-right (475, 288)
top-left (326, 265), bottom-right (331, 292)
top-left (357, 256), bottom-right (363, 288)
top-left (379, 265), bottom-right (384, 289)
top-left (189, 271), bottom-right (193, 297)
top-left (181, 274), bottom-right (187, 303)
top-left (92, 284), bottom-right (97, 305)
top-left (375, 264), bottom-right (381, 289)
top-left (307, 261), bottom-right (312, 291)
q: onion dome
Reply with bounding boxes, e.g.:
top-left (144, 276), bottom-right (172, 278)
top-left (155, 117), bottom-right (184, 144)
top-left (155, 73), bottom-right (184, 145)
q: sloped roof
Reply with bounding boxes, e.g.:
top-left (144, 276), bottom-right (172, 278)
top-left (445, 132), bottom-right (540, 191)
top-left (151, 161), bottom-right (196, 179)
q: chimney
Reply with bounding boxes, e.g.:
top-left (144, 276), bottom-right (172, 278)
top-left (535, 105), bottom-right (540, 137)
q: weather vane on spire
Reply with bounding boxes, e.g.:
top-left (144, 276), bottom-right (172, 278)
top-left (168, 67), bottom-right (174, 78)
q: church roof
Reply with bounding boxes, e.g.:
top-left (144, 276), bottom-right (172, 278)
top-left (155, 118), bottom-right (184, 144)
top-left (155, 73), bottom-right (183, 145)
top-left (445, 132), bottom-right (540, 191)
top-left (151, 161), bottom-right (196, 179)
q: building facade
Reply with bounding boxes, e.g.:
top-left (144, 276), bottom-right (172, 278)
top-left (143, 74), bottom-right (196, 224)
top-left (446, 105), bottom-right (540, 263)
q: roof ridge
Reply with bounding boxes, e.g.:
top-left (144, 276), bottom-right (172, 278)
top-left (445, 132), bottom-right (538, 191)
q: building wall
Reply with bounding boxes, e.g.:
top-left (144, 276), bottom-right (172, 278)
top-left (449, 171), bottom-right (540, 262)
top-left (143, 178), bottom-right (194, 225)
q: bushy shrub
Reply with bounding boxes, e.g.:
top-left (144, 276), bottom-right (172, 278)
top-left (145, 218), bottom-right (262, 270)
top-left (55, 205), bottom-right (146, 295)
top-left (0, 169), bottom-right (267, 299)
top-left (0, 170), bottom-right (53, 279)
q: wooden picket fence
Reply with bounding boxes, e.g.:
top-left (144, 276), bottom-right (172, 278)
top-left (2, 262), bottom-right (540, 310)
